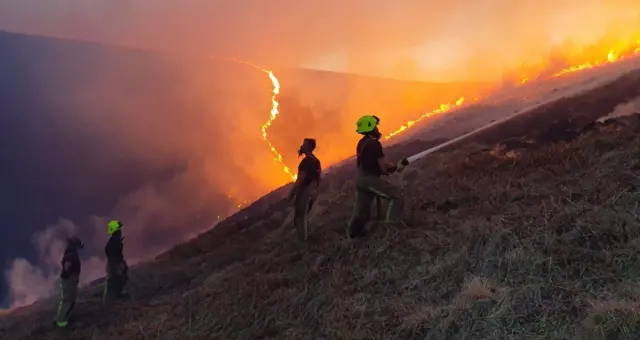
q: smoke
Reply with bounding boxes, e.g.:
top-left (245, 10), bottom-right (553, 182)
top-left (0, 0), bottom-right (639, 81)
top-left (2, 0), bottom-right (640, 310)
top-left (3, 156), bottom-right (251, 308)
top-left (4, 219), bottom-right (105, 308)
top-left (2, 152), bottom-right (250, 309)
top-left (4, 162), bottom-right (241, 309)
top-left (0, 35), bottom-right (288, 308)
top-left (598, 95), bottom-right (640, 121)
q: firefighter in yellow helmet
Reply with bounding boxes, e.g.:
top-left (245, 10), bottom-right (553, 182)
top-left (348, 115), bottom-right (408, 238)
top-left (103, 220), bottom-right (129, 303)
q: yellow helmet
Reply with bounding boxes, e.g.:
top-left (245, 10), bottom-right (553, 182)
top-left (107, 220), bottom-right (123, 234)
top-left (356, 115), bottom-right (380, 134)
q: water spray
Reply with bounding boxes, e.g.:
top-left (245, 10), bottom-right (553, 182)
top-left (400, 96), bottom-right (563, 167)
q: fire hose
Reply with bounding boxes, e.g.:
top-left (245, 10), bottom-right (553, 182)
top-left (395, 97), bottom-right (558, 171)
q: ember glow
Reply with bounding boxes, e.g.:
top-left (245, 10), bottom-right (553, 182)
top-left (383, 97), bottom-right (466, 140)
top-left (523, 37), bottom-right (640, 82)
top-left (383, 35), bottom-right (640, 142)
top-left (210, 57), bottom-right (296, 184)
top-left (551, 42), bottom-right (640, 78)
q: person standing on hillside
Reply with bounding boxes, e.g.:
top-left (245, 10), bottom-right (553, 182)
top-left (287, 138), bottom-right (322, 241)
top-left (348, 115), bottom-right (408, 238)
top-left (103, 220), bottom-right (129, 303)
top-left (54, 236), bottom-right (84, 328)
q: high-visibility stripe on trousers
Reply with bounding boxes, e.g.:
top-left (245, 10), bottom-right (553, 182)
top-left (294, 185), bottom-right (317, 241)
top-left (54, 274), bottom-right (79, 328)
top-left (348, 169), bottom-right (404, 238)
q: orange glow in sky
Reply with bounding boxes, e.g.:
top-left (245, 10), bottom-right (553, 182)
top-left (3, 0), bottom-right (640, 201)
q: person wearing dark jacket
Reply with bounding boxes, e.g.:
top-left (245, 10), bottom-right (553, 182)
top-left (287, 138), bottom-right (322, 241)
top-left (54, 237), bottom-right (83, 328)
top-left (347, 115), bottom-right (408, 238)
top-left (103, 220), bottom-right (129, 303)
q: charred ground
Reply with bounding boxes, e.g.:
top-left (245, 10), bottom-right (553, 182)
top-left (4, 70), bottom-right (640, 339)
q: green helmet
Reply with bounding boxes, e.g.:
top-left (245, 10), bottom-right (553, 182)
top-left (356, 115), bottom-right (380, 134)
top-left (107, 220), bottom-right (123, 234)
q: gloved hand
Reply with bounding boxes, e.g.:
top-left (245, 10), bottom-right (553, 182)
top-left (396, 158), bottom-right (409, 172)
top-left (386, 164), bottom-right (398, 174)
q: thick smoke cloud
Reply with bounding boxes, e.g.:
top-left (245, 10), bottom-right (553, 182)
top-left (4, 167), bottom-right (231, 308)
top-left (5, 219), bottom-right (105, 307)
top-left (0, 0), bottom-right (639, 81)
top-left (0, 35), bottom-right (286, 308)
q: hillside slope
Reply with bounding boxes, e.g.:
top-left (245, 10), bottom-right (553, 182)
top-left (4, 72), bottom-right (640, 339)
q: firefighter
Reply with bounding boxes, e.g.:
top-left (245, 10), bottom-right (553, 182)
top-left (287, 138), bottom-right (322, 241)
top-left (103, 220), bottom-right (129, 304)
top-left (54, 236), bottom-right (84, 328)
top-left (347, 115), bottom-right (407, 238)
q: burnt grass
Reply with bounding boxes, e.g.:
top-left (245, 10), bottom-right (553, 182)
top-left (5, 70), bottom-right (640, 339)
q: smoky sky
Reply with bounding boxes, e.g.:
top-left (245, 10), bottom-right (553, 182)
top-left (0, 30), bottom-right (282, 307)
top-left (0, 1), bottom-right (639, 81)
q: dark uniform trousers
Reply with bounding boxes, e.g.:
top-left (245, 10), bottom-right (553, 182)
top-left (55, 274), bottom-right (79, 327)
top-left (348, 168), bottom-right (404, 237)
top-left (103, 259), bottom-right (128, 303)
top-left (293, 185), bottom-right (317, 240)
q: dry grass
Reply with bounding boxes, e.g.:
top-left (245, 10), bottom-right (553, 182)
top-left (580, 299), bottom-right (640, 340)
top-left (5, 71), bottom-right (640, 339)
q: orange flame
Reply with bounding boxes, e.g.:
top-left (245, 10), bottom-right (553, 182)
top-left (384, 38), bottom-right (640, 141)
top-left (225, 190), bottom-right (250, 210)
top-left (552, 63), bottom-right (595, 77)
top-left (383, 97), bottom-right (466, 140)
top-left (211, 56), bottom-right (296, 182)
top-left (260, 69), bottom-right (298, 182)
top-left (551, 40), bottom-right (640, 78)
